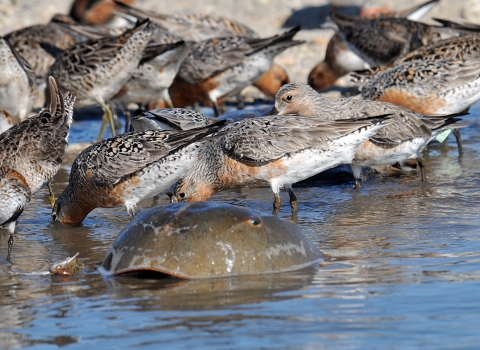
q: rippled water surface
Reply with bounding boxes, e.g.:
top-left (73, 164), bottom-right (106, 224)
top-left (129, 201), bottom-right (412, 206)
top-left (2, 103), bottom-right (480, 349)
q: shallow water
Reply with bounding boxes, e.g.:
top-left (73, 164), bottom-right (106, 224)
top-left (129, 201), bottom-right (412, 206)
top-left (1, 103), bottom-right (480, 349)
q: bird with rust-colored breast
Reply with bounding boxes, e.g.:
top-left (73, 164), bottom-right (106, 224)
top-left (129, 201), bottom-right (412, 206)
top-left (355, 34), bottom-right (480, 152)
top-left (52, 120), bottom-right (225, 225)
top-left (308, 0), bottom-right (441, 92)
top-left (0, 77), bottom-right (75, 260)
top-left (269, 83), bottom-right (467, 188)
top-left (172, 113), bottom-right (392, 221)
top-left (169, 27), bottom-right (303, 116)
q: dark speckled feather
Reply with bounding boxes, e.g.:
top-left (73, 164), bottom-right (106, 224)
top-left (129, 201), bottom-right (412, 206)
top-left (73, 126), bottom-right (221, 186)
top-left (131, 108), bottom-right (211, 131)
top-left (177, 27), bottom-right (301, 84)
top-left (220, 114), bottom-right (391, 163)
top-left (330, 11), bottom-right (462, 67)
top-left (0, 77), bottom-right (75, 194)
top-left (52, 120), bottom-right (226, 224)
top-left (48, 19), bottom-right (154, 108)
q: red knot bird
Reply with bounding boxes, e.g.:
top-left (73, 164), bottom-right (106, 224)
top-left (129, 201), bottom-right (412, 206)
top-left (308, 32), bottom-right (369, 92)
top-left (0, 37), bottom-right (37, 122)
top-left (0, 167), bottom-right (31, 261)
top-left (169, 27), bottom-right (303, 116)
top-left (0, 77), bottom-right (75, 260)
top-left (268, 82), bottom-right (467, 188)
top-left (308, 0), bottom-right (442, 92)
top-left (357, 34), bottom-right (480, 152)
top-left (52, 18), bottom-right (191, 121)
top-left (113, 0), bottom-right (257, 41)
top-left (354, 34), bottom-right (480, 81)
top-left (114, 1), bottom-right (292, 105)
top-left (52, 121), bottom-right (225, 225)
top-left (48, 19), bottom-right (154, 142)
top-left (171, 113), bottom-right (392, 221)
top-left (112, 39), bottom-right (193, 111)
top-left (70, 0), bottom-right (137, 25)
top-left (360, 59), bottom-right (480, 149)
top-left (4, 17), bottom-right (80, 107)
top-left (328, 10), bottom-right (474, 68)
top-left (252, 63), bottom-right (291, 99)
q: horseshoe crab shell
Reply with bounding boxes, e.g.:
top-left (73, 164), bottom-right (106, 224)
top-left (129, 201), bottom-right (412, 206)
top-left (102, 202), bottom-right (324, 279)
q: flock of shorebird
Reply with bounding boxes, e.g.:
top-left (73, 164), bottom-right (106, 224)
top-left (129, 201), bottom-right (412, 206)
top-left (1, 0), bottom-right (480, 262)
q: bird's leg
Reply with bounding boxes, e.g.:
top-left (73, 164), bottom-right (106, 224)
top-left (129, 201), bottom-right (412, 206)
top-left (164, 96), bottom-right (174, 108)
top-left (418, 157), bottom-right (427, 182)
top-left (47, 181), bottom-right (55, 209)
top-left (7, 234), bottom-right (13, 262)
top-left (351, 164), bottom-right (362, 190)
top-left (287, 186), bottom-right (298, 223)
top-left (272, 193), bottom-right (281, 216)
top-left (124, 109), bottom-right (131, 133)
top-left (107, 102), bottom-right (117, 137)
top-left (236, 93), bottom-right (245, 110)
top-left (127, 207), bottom-right (136, 218)
top-left (212, 100), bottom-right (222, 117)
top-left (96, 99), bottom-right (116, 142)
top-left (452, 129), bottom-right (463, 155)
top-left (121, 101), bottom-right (131, 133)
top-left (354, 179), bottom-right (361, 191)
top-left (424, 143), bottom-right (430, 153)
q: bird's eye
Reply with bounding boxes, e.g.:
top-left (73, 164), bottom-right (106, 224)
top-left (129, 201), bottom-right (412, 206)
top-left (249, 217), bottom-right (261, 226)
top-left (179, 193), bottom-right (186, 198)
top-left (286, 95), bottom-right (293, 102)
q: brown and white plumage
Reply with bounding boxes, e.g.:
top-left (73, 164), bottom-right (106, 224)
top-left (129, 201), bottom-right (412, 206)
top-left (309, 0), bottom-right (441, 92)
top-left (0, 77), bottom-right (75, 260)
top-left (360, 59), bottom-right (480, 116)
top-left (112, 40), bottom-right (193, 108)
top-left (268, 83), bottom-right (467, 187)
top-left (354, 34), bottom-right (480, 82)
top-left (54, 18), bottom-right (189, 112)
top-left (69, 0), bottom-right (137, 25)
top-left (329, 11), bottom-right (465, 68)
top-left (352, 36), bottom-right (480, 152)
top-left (308, 32), bottom-right (369, 92)
top-left (48, 19), bottom-right (154, 141)
top-left (0, 37), bottom-right (37, 122)
top-left (169, 27), bottom-right (303, 115)
top-left (52, 121), bottom-right (225, 225)
top-left (5, 20), bottom-right (77, 103)
top-left (0, 110), bottom-right (14, 134)
top-left (0, 77), bottom-right (75, 195)
top-left (172, 114), bottom-right (391, 221)
top-left (0, 167), bottom-right (31, 261)
top-left (113, 0), bottom-right (257, 41)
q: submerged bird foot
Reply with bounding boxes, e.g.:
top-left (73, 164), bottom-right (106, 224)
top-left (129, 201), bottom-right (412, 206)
top-left (272, 193), bottom-right (281, 216)
top-left (7, 234), bottom-right (13, 262)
